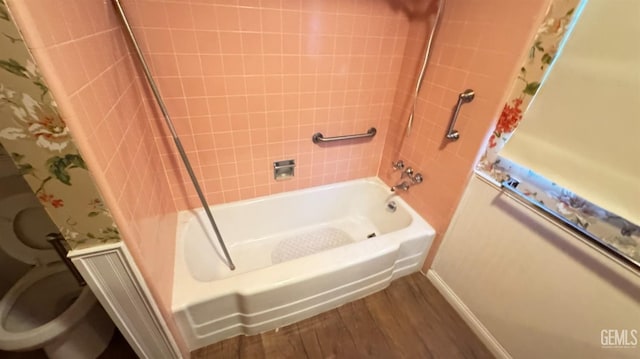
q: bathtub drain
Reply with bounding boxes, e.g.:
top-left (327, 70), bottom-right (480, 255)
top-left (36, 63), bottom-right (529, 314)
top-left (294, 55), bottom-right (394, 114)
top-left (386, 201), bottom-right (397, 212)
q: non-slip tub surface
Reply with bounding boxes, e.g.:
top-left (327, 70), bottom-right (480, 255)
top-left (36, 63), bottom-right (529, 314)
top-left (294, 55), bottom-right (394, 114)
top-left (271, 227), bottom-right (354, 264)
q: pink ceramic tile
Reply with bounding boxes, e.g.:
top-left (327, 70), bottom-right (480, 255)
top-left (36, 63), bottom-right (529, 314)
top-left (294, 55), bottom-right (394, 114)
top-left (221, 55), bottom-right (244, 76)
top-left (64, 1), bottom-right (95, 39)
top-left (193, 134), bottom-right (214, 152)
top-left (172, 30), bottom-right (199, 54)
top-left (195, 31), bottom-right (221, 54)
top-left (190, 116), bottom-right (212, 134)
top-left (175, 54), bottom-right (203, 77)
top-left (261, 9), bottom-right (283, 33)
top-left (134, 1), bottom-right (169, 28)
top-left (164, 98), bottom-right (189, 118)
top-left (151, 54), bottom-right (181, 76)
top-left (165, 2), bottom-right (194, 30)
top-left (238, 7), bottom-right (262, 32)
top-left (143, 28), bottom-right (174, 53)
top-left (52, 44), bottom-right (88, 96)
top-left (155, 78), bottom-right (184, 99)
top-left (201, 56), bottom-right (225, 77)
top-left (213, 132), bottom-right (234, 148)
top-left (262, 33), bottom-right (283, 54)
top-left (241, 33), bottom-right (263, 54)
top-left (186, 98), bottom-right (209, 117)
top-left (214, 5), bottom-right (241, 32)
top-left (192, 4), bottom-right (219, 31)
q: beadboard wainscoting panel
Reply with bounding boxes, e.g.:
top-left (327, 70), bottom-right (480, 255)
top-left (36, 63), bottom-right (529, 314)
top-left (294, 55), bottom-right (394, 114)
top-left (69, 242), bottom-right (182, 359)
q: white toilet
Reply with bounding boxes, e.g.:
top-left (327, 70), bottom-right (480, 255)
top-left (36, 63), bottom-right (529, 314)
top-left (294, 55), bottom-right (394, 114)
top-left (0, 175), bottom-right (115, 358)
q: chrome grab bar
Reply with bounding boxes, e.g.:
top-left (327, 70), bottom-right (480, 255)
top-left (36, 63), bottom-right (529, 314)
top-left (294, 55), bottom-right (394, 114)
top-left (47, 233), bottom-right (86, 286)
top-left (501, 178), bottom-right (640, 273)
top-left (445, 89), bottom-right (475, 141)
top-left (312, 127), bottom-right (377, 144)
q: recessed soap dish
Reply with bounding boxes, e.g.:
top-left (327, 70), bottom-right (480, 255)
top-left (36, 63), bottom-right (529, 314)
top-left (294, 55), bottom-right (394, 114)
top-left (273, 159), bottom-right (295, 181)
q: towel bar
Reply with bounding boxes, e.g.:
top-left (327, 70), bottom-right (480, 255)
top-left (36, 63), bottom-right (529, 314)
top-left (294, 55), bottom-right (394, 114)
top-left (501, 178), bottom-right (640, 274)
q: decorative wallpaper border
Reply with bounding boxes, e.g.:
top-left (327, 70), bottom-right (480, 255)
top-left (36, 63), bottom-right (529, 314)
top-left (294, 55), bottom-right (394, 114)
top-left (477, 0), bottom-right (639, 264)
top-left (0, 1), bottom-right (120, 248)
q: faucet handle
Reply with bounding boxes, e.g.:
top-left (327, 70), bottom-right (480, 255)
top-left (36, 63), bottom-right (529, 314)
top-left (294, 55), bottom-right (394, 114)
top-left (392, 160), bottom-right (404, 171)
top-left (404, 167), bottom-right (414, 177)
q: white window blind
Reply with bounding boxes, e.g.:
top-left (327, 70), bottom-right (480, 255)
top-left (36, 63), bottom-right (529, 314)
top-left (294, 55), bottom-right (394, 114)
top-left (501, 0), bottom-right (640, 225)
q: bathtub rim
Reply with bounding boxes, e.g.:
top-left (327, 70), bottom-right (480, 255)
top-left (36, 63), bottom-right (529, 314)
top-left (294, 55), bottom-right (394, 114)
top-left (176, 176), bottom-right (406, 223)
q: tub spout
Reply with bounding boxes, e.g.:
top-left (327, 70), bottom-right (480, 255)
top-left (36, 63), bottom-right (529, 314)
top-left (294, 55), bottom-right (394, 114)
top-left (391, 172), bottom-right (423, 192)
top-left (391, 181), bottom-right (410, 192)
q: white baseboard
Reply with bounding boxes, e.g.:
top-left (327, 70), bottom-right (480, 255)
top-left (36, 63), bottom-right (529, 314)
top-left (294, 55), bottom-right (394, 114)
top-left (69, 242), bottom-right (181, 359)
top-left (425, 269), bottom-right (511, 359)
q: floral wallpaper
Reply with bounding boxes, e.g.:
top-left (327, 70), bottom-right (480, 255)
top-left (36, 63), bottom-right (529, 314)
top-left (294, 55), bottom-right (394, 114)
top-left (0, 1), bottom-right (120, 248)
top-left (477, 0), bottom-right (640, 265)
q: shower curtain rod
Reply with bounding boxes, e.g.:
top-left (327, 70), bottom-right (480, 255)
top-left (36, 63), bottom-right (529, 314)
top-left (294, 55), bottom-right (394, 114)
top-left (111, 0), bottom-right (236, 271)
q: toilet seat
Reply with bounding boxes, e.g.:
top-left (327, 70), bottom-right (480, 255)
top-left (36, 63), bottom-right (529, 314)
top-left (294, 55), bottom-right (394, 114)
top-left (0, 176), bottom-right (115, 357)
top-left (0, 262), bottom-right (96, 351)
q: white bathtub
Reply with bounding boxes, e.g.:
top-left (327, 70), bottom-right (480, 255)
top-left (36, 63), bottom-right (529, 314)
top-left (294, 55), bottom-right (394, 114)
top-left (172, 177), bottom-right (435, 350)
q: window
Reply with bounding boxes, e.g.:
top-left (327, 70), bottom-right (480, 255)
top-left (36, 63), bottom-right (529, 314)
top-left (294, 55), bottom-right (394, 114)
top-left (479, 0), bottom-right (640, 268)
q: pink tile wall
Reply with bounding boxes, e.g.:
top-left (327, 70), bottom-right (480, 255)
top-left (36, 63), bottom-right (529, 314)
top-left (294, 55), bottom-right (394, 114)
top-left (6, 0), bottom-right (185, 353)
top-left (380, 0), bottom-right (551, 268)
top-left (123, 0), bottom-right (411, 209)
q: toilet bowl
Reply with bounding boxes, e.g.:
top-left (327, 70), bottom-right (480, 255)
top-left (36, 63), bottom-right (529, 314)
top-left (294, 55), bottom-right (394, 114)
top-left (0, 176), bottom-right (115, 358)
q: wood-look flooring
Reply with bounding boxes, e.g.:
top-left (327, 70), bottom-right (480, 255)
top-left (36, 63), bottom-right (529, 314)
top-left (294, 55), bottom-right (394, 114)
top-left (0, 273), bottom-right (492, 359)
top-left (193, 273), bottom-right (493, 359)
